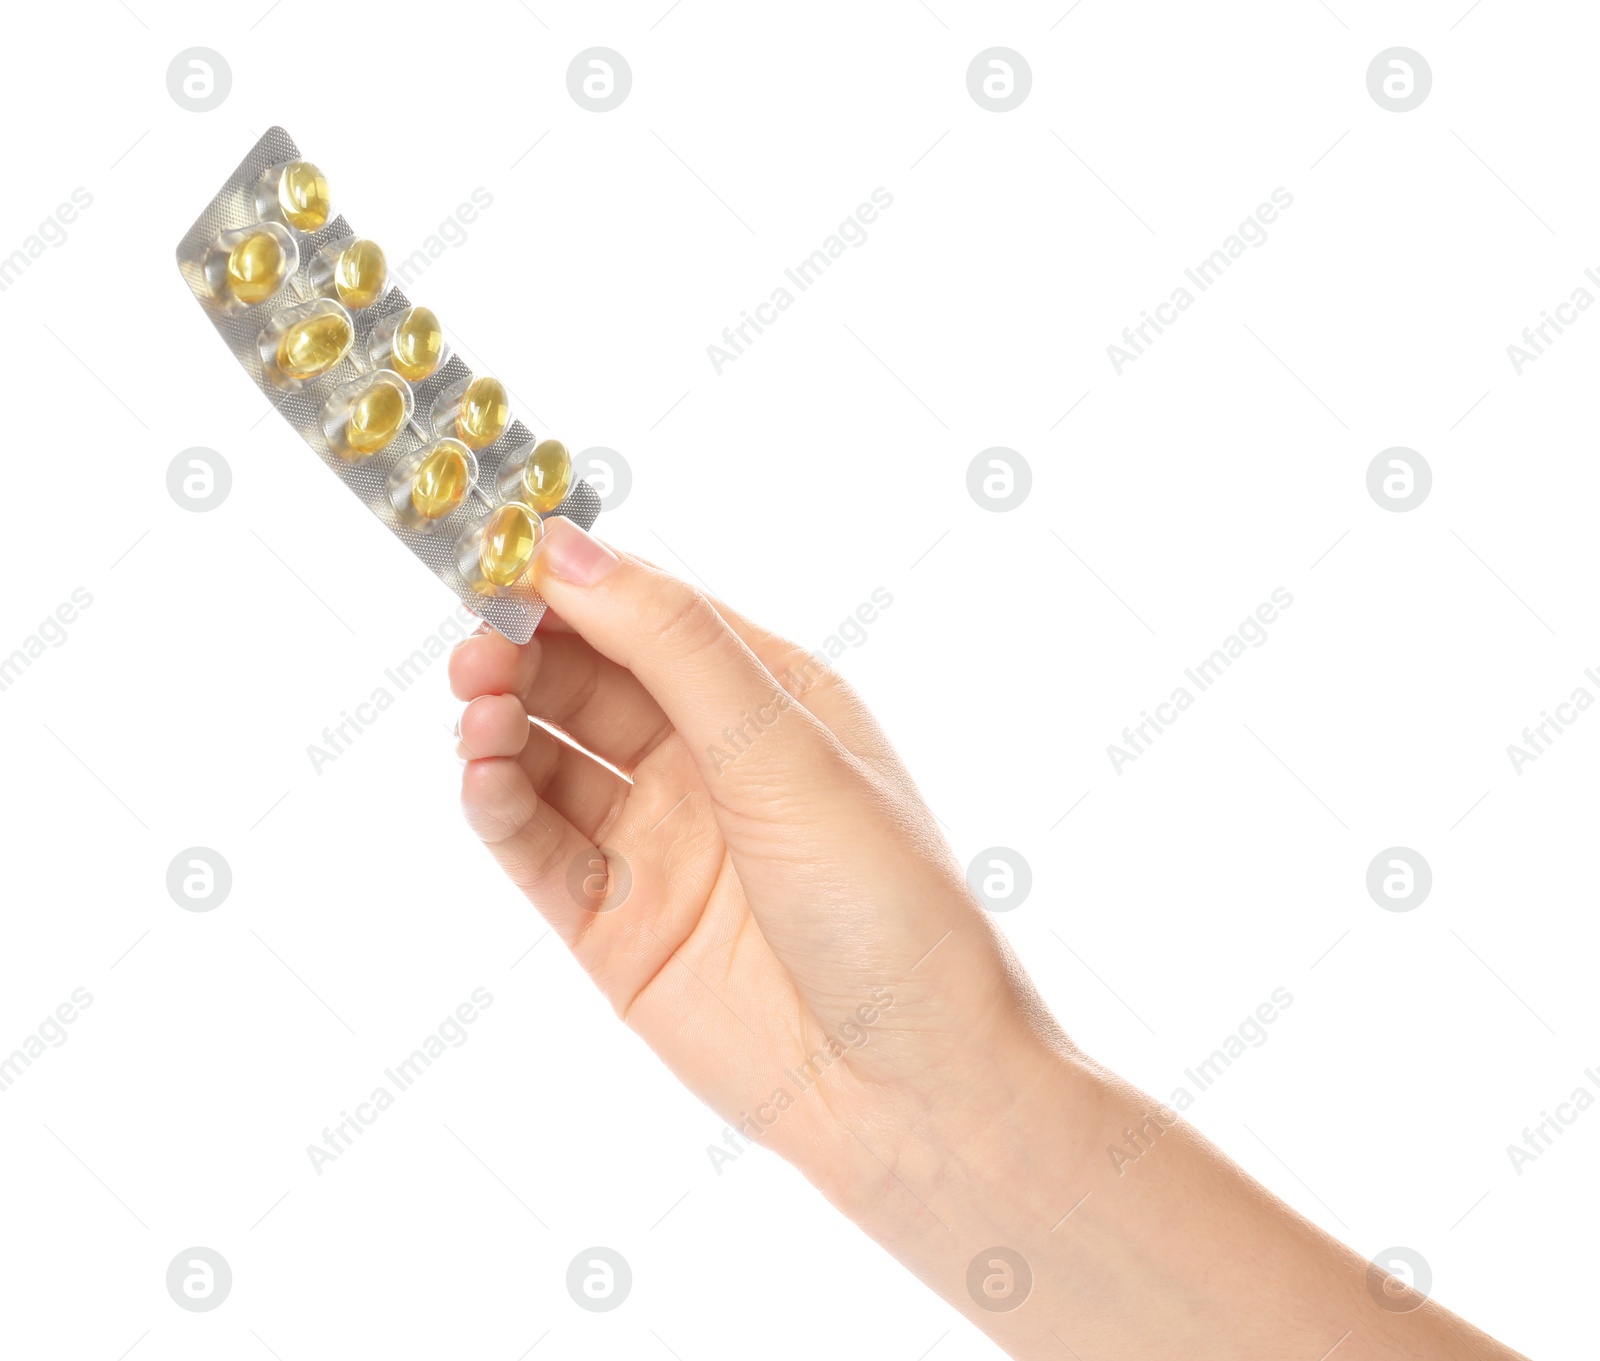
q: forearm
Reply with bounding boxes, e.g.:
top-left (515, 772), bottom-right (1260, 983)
top-left (450, 530), bottom-right (1527, 1357)
top-left (827, 1045), bottom-right (1525, 1361)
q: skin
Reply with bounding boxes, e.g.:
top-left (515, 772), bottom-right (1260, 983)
top-left (449, 516), bottom-right (1528, 1361)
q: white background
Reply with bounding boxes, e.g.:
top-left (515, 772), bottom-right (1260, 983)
top-left (0, 1), bottom-right (1595, 1357)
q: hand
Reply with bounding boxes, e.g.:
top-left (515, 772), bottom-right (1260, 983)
top-left (448, 517), bottom-right (1067, 1210)
top-left (450, 517), bottom-right (1527, 1361)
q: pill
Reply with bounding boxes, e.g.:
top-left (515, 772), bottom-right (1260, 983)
top-left (517, 438), bottom-right (572, 512)
top-left (276, 310), bottom-right (352, 380)
top-left (411, 439), bottom-right (473, 520)
top-left (225, 230), bottom-right (289, 305)
top-left (333, 238), bottom-right (387, 308)
top-left (455, 376), bottom-right (510, 450)
top-left (388, 306), bottom-right (444, 382)
top-left (346, 377), bottom-right (409, 457)
top-left (278, 160), bottom-right (331, 231)
top-left (478, 503), bottom-right (541, 588)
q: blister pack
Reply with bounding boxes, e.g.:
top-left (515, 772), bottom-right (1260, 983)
top-left (175, 127), bottom-right (599, 644)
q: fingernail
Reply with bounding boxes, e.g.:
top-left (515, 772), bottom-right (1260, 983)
top-left (537, 518), bottom-right (619, 586)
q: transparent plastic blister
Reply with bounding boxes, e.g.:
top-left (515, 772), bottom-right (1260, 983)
top-left (175, 127), bottom-right (599, 644)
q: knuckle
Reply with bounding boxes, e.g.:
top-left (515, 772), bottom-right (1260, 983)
top-left (501, 824), bottom-right (572, 896)
top-left (788, 654), bottom-right (845, 703)
top-left (461, 761), bottom-right (539, 845)
top-left (642, 581), bottom-right (724, 660)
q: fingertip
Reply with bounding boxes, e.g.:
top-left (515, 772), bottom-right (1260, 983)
top-left (457, 692), bottom-right (531, 761)
top-left (533, 517), bottom-right (621, 588)
top-left (447, 635), bottom-right (488, 699)
top-left (449, 630), bottom-right (537, 701)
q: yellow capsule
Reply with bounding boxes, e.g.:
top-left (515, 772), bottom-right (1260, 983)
top-left (334, 238), bottom-right (387, 308)
top-left (479, 504), bottom-right (541, 587)
top-left (278, 160), bottom-right (331, 231)
top-left (390, 306), bottom-right (445, 382)
top-left (346, 380), bottom-right (409, 457)
top-left (411, 440), bottom-right (472, 520)
top-left (456, 377), bottom-right (510, 450)
top-left (276, 310), bottom-right (353, 380)
top-left (519, 439), bottom-right (572, 512)
top-left (225, 230), bottom-right (288, 305)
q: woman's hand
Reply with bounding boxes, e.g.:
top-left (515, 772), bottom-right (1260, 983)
top-left (450, 517), bottom-right (1527, 1361)
top-left (448, 517), bottom-right (1070, 1210)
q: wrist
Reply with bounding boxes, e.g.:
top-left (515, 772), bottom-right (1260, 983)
top-left (819, 1027), bottom-right (1113, 1244)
